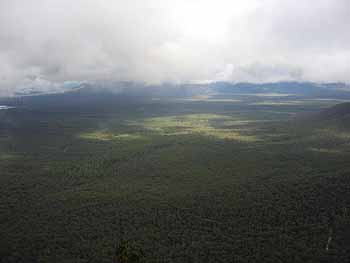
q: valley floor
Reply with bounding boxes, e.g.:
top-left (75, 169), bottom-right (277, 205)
top-left (0, 94), bottom-right (349, 262)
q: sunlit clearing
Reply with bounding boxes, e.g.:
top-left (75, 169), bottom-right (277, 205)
top-left (80, 131), bottom-right (145, 141)
top-left (143, 114), bottom-right (259, 142)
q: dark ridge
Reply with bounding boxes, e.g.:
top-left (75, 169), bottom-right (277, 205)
top-left (297, 102), bottom-right (350, 124)
top-left (320, 102), bottom-right (350, 119)
top-left (310, 102), bottom-right (350, 130)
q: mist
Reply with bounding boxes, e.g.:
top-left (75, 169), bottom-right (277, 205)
top-left (0, 0), bottom-right (349, 96)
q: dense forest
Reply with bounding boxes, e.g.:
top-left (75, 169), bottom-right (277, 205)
top-left (1, 85), bottom-right (350, 262)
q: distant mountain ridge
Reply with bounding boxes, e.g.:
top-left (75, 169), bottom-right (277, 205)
top-left (3, 81), bottom-right (349, 98)
top-left (209, 81), bottom-right (350, 97)
top-left (2, 81), bottom-right (350, 108)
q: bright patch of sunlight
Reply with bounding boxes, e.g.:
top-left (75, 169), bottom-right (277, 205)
top-left (143, 114), bottom-right (259, 142)
top-left (222, 120), bottom-right (273, 126)
top-left (80, 131), bottom-right (144, 141)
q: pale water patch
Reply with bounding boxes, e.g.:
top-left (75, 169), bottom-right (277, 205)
top-left (234, 93), bottom-right (295, 97)
top-left (0, 106), bottom-right (15, 110)
top-left (174, 98), bottom-right (241, 103)
top-left (256, 93), bottom-right (295, 97)
top-left (250, 101), bottom-right (308, 106)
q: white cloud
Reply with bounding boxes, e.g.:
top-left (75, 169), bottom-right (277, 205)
top-left (0, 0), bottom-right (349, 95)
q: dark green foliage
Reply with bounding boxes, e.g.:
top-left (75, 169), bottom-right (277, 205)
top-left (113, 241), bottom-right (145, 263)
top-left (0, 93), bottom-right (350, 262)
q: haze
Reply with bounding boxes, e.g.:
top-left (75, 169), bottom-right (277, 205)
top-left (0, 0), bottom-right (349, 96)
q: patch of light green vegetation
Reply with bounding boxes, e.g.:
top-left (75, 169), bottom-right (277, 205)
top-left (0, 153), bottom-right (17, 160)
top-left (309, 147), bottom-right (343, 154)
top-left (80, 130), bottom-right (145, 141)
top-left (143, 114), bottom-right (259, 142)
top-left (222, 120), bottom-right (275, 126)
top-left (317, 128), bottom-right (350, 139)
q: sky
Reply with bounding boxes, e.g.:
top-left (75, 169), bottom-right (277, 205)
top-left (0, 0), bottom-right (349, 95)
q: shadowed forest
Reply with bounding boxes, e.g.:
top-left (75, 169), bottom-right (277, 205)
top-left (1, 85), bottom-right (350, 262)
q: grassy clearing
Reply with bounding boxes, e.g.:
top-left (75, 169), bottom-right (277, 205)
top-left (0, 153), bottom-right (18, 160)
top-left (80, 130), bottom-right (146, 142)
top-left (316, 128), bottom-right (350, 139)
top-left (308, 147), bottom-right (343, 154)
top-left (143, 114), bottom-right (259, 142)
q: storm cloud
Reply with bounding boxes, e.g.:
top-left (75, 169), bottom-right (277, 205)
top-left (0, 0), bottom-right (349, 95)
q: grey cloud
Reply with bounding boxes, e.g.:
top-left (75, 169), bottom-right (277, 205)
top-left (0, 0), bottom-right (349, 95)
top-left (266, 0), bottom-right (350, 51)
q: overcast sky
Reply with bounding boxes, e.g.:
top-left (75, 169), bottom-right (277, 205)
top-left (0, 0), bottom-right (349, 95)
